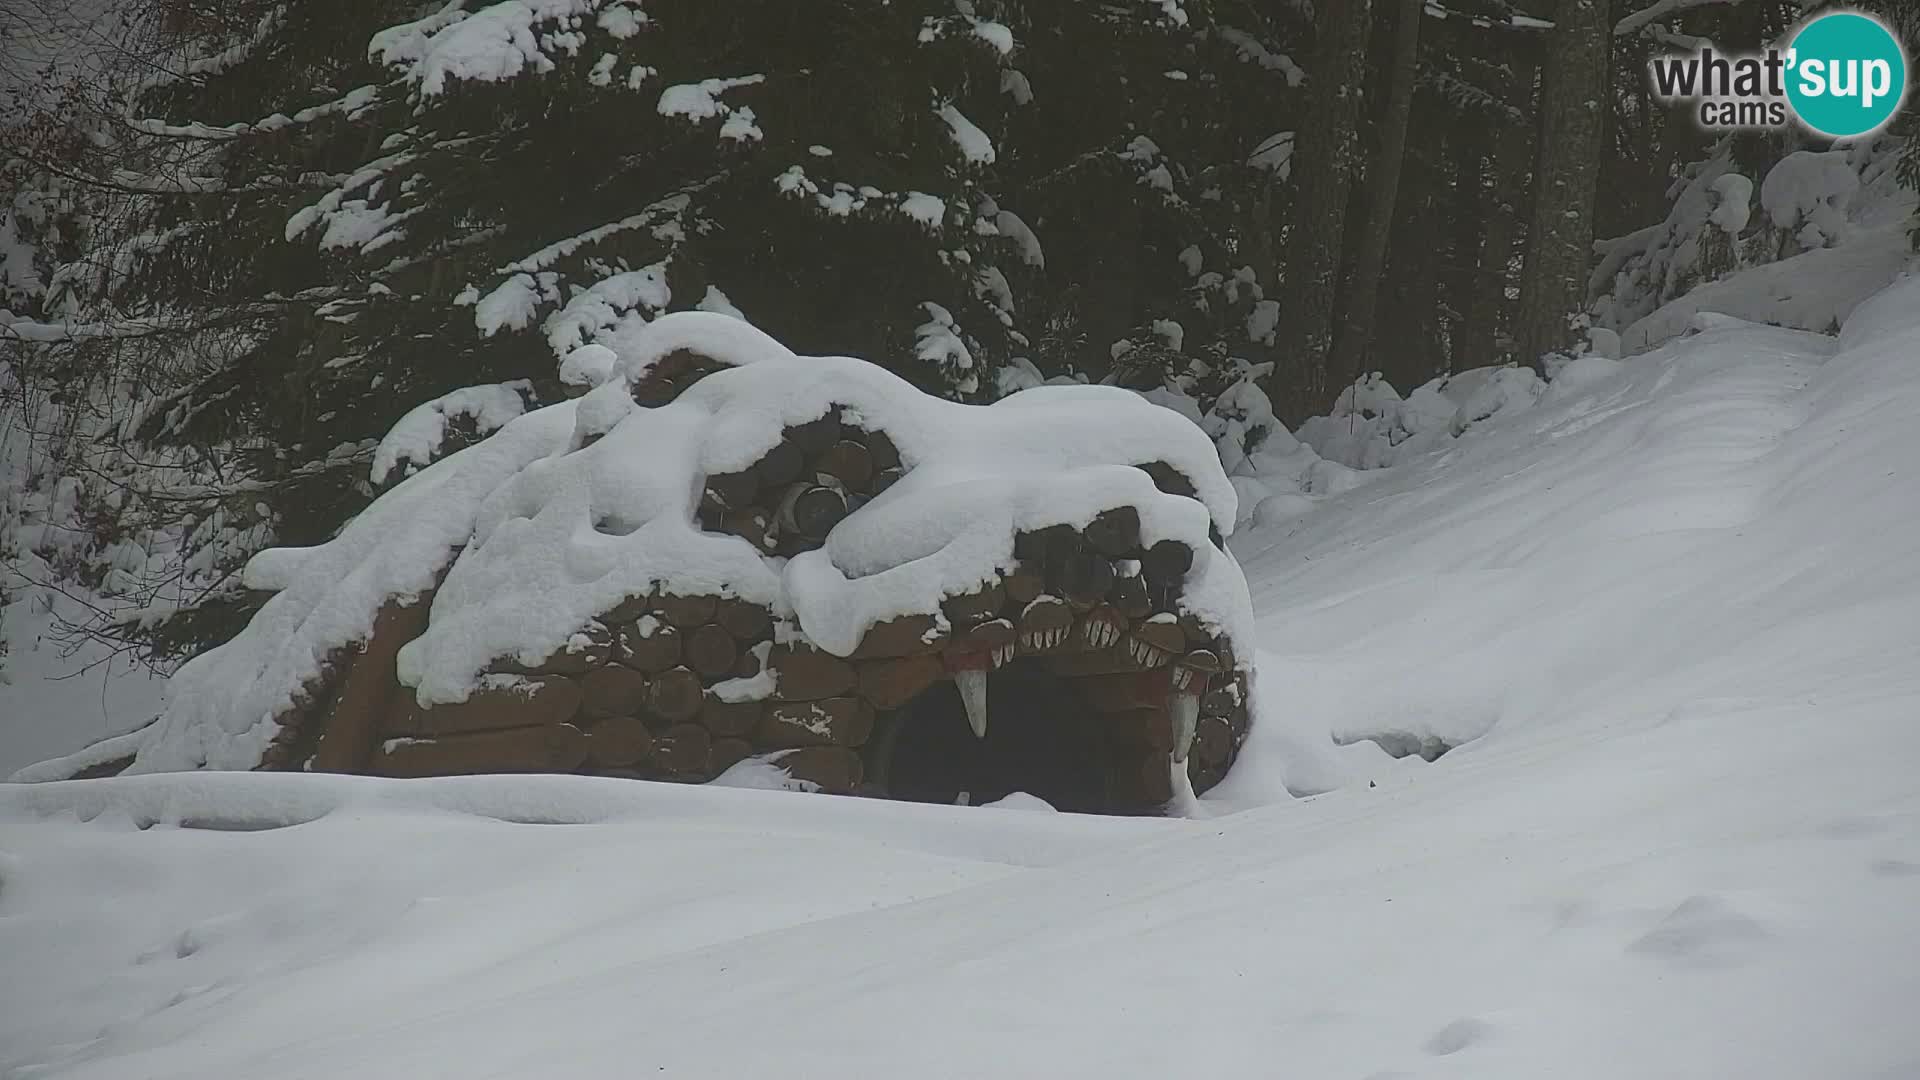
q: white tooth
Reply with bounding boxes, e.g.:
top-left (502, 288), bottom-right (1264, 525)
top-left (956, 668), bottom-right (989, 739)
top-left (1169, 690), bottom-right (1200, 763)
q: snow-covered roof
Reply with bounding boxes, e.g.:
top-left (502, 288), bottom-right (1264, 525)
top-left (118, 313), bottom-right (1253, 774)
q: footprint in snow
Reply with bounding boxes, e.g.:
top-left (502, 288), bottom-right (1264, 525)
top-left (1819, 816), bottom-right (1890, 838)
top-left (1627, 895), bottom-right (1770, 968)
top-left (1424, 1016), bottom-right (1496, 1056)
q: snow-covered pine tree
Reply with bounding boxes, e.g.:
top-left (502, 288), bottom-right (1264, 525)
top-left (43, 0), bottom-right (1049, 661)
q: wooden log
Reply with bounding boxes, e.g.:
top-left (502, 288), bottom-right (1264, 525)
top-left (941, 581), bottom-right (1006, 631)
top-left (761, 697), bottom-right (875, 748)
top-left (1195, 715), bottom-right (1233, 767)
top-left (700, 695), bottom-right (763, 736)
top-left (385, 675), bottom-right (583, 737)
top-left (722, 508), bottom-right (774, 553)
top-left (1190, 760), bottom-right (1226, 798)
top-left (733, 643), bottom-right (765, 679)
top-left (1178, 648), bottom-right (1223, 674)
top-left (1110, 571), bottom-right (1152, 620)
top-left (1203, 676), bottom-right (1246, 716)
top-left (1060, 548), bottom-right (1115, 611)
top-left (619, 616), bottom-right (682, 673)
top-left (787, 411), bottom-right (842, 455)
top-left (1145, 578), bottom-right (1181, 616)
top-left (754, 437), bottom-right (806, 487)
top-left (1139, 460), bottom-right (1197, 498)
top-left (492, 620), bottom-right (614, 676)
top-left (774, 746), bottom-right (864, 794)
top-left (871, 466), bottom-right (904, 494)
top-left (586, 716), bottom-right (654, 768)
top-left (783, 483), bottom-right (848, 541)
top-left (1015, 594), bottom-right (1074, 654)
top-left (1077, 604), bottom-right (1127, 652)
top-left (705, 469), bottom-right (759, 510)
top-left (631, 348), bottom-right (723, 406)
top-left (708, 737), bottom-right (753, 776)
top-left (814, 438), bottom-right (874, 492)
top-left (863, 428), bottom-right (901, 471)
top-left (1223, 700), bottom-right (1251, 740)
top-left (654, 593), bottom-right (718, 629)
top-left (372, 723), bottom-right (588, 777)
top-left (645, 666), bottom-right (705, 723)
top-left (1141, 538), bottom-right (1194, 585)
top-left (604, 591), bottom-right (654, 625)
top-left (713, 597), bottom-right (772, 642)
top-left (1130, 613), bottom-right (1187, 656)
top-left (696, 492), bottom-right (725, 532)
top-left (856, 652), bottom-right (946, 709)
top-left (1004, 562), bottom-right (1045, 605)
top-left (1084, 505), bottom-right (1142, 557)
top-left (1177, 611), bottom-right (1218, 643)
top-left (312, 595), bottom-right (432, 772)
top-left (652, 723), bottom-right (712, 775)
top-left (579, 665), bottom-right (650, 719)
top-left (1014, 524), bottom-right (1073, 564)
top-left (850, 612), bottom-right (945, 659)
top-left (684, 623), bottom-right (739, 678)
top-left (953, 616), bottom-right (1015, 657)
top-left (770, 644), bottom-right (858, 700)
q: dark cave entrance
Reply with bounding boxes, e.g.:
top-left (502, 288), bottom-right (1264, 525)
top-left (876, 659), bottom-right (1111, 813)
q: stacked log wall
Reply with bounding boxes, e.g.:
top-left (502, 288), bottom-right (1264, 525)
top-left (247, 403), bottom-right (1253, 812)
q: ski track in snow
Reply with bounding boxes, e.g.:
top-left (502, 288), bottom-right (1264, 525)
top-left (5, 275), bottom-right (1920, 1077)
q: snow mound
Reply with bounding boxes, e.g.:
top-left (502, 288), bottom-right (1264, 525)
top-left (1226, 269), bottom-right (1920, 801)
top-left (81, 312), bottom-right (1249, 777)
top-left (1604, 141), bottom-right (1917, 354)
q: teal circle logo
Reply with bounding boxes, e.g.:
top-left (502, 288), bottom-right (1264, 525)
top-left (1786, 12), bottom-right (1907, 138)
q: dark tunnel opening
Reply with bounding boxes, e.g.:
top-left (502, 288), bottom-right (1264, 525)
top-left (878, 659), bottom-right (1111, 813)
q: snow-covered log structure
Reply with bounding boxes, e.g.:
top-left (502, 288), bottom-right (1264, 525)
top-left (24, 315), bottom-right (1258, 813)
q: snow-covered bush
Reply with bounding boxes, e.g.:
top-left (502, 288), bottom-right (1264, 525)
top-left (1592, 135), bottom-right (1916, 353)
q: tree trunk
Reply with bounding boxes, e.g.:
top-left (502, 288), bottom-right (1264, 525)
top-left (1329, 0), bottom-right (1424, 388)
top-left (1448, 122), bottom-right (1489, 372)
top-left (1514, 0), bottom-right (1610, 367)
top-left (1467, 52), bottom-right (1540, 367)
top-left (1270, 0), bottom-right (1376, 421)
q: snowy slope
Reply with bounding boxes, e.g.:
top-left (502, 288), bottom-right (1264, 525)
top-left (4, 272), bottom-right (1920, 1078)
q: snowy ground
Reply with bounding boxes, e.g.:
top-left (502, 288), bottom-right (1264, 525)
top-left (4, 271), bottom-right (1920, 1077)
